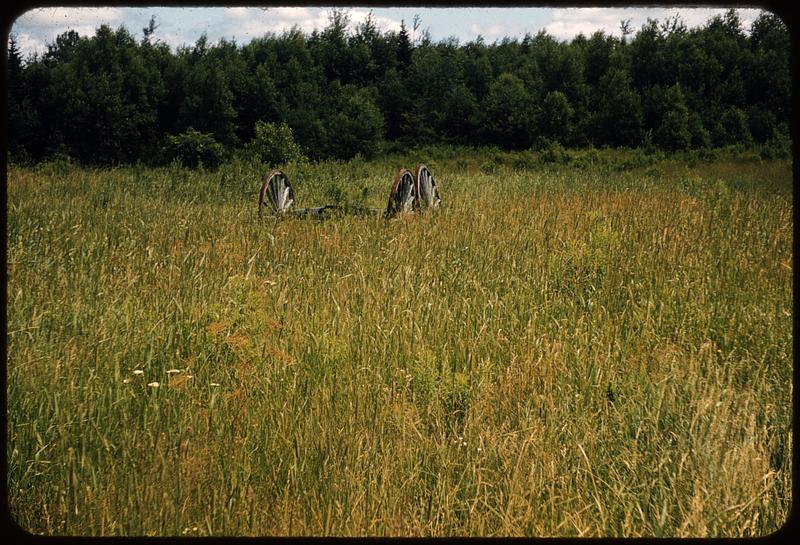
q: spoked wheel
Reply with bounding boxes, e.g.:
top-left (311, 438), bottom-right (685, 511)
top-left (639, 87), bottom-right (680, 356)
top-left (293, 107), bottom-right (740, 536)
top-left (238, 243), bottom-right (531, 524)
top-left (386, 168), bottom-right (416, 217)
top-left (259, 170), bottom-right (294, 217)
top-left (415, 164), bottom-right (441, 210)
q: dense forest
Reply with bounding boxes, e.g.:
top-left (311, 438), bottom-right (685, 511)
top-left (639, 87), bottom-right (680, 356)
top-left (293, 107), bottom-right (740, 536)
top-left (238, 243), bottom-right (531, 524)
top-left (6, 8), bottom-right (791, 166)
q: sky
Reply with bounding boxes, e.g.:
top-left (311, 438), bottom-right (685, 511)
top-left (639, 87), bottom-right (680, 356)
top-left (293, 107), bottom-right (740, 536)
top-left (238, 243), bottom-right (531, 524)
top-left (10, 6), bottom-right (767, 57)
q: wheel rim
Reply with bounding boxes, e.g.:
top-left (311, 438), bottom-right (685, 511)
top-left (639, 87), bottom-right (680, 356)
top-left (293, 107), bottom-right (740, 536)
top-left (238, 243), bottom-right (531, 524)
top-left (259, 170), bottom-right (294, 216)
top-left (386, 168), bottom-right (416, 216)
top-left (415, 164), bottom-right (441, 209)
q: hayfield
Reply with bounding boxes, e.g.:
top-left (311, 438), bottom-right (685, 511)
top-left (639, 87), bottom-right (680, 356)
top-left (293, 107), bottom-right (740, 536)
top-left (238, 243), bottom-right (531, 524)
top-left (6, 150), bottom-right (792, 536)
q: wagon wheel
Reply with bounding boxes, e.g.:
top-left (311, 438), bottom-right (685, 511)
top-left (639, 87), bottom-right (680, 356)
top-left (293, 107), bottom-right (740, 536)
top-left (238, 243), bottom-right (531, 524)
top-left (386, 168), bottom-right (416, 217)
top-left (259, 170), bottom-right (295, 217)
top-left (415, 164), bottom-right (441, 210)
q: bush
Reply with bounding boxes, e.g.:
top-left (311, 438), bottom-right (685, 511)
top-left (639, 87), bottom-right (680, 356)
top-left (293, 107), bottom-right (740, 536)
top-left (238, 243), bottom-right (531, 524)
top-left (245, 121), bottom-right (307, 167)
top-left (655, 111), bottom-right (691, 151)
top-left (539, 140), bottom-right (570, 164)
top-left (324, 87), bottom-right (385, 160)
top-left (713, 107), bottom-right (753, 147)
top-left (759, 130), bottom-right (791, 160)
top-left (688, 112), bottom-right (711, 149)
top-left (539, 91), bottom-right (574, 144)
top-left (34, 151), bottom-right (76, 175)
top-left (747, 106), bottom-right (778, 144)
top-left (165, 129), bottom-right (226, 168)
top-left (510, 149), bottom-right (538, 169)
top-left (323, 178), bottom-right (370, 214)
top-left (572, 147), bottom-right (603, 169)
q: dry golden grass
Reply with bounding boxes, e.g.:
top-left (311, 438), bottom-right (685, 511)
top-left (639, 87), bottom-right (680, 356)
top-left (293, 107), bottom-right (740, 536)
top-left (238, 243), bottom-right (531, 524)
top-left (6, 152), bottom-right (792, 536)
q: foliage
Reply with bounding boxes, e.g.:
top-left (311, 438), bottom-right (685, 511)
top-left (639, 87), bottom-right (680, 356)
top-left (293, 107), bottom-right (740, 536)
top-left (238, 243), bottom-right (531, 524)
top-left (245, 120), bottom-right (307, 166)
top-left (654, 84), bottom-right (691, 151)
top-left (6, 153), bottom-right (792, 535)
top-left (323, 84), bottom-right (385, 160)
top-left (165, 128), bottom-right (226, 168)
top-left (538, 139), bottom-right (571, 163)
top-left (758, 130), bottom-right (791, 160)
top-left (539, 91), bottom-right (574, 144)
top-left (5, 9), bottom-right (790, 165)
top-left (594, 68), bottom-right (644, 147)
top-left (714, 107), bottom-right (754, 147)
top-left (481, 72), bottom-right (537, 149)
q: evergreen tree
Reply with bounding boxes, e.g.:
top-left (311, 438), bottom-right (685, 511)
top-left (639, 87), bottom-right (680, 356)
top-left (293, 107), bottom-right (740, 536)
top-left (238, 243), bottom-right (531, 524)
top-left (7, 34), bottom-right (26, 159)
top-left (480, 73), bottom-right (537, 149)
top-left (439, 83), bottom-right (480, 144)
top-left (377, 67), bottom-right (410, 141)
top-left (396, 20), bottom-right (412, 69)
top-left (178, 37), bottom-right (240, 149)
top-left (654, 84), bottom-right (691, 150)
top-left (5, 8), bottom-right (791, 164)
top-left (323, 84), bottom-right (384, 159)
top-left (687, 112), bottom-right (711, 148)
top-left (539, 91), bottom-right (574, 144)
top-left (714, 106), bottom-right (753, 146)
top-left (595, 68), bottom-right (643, 147)
top-left (748, 12), bottom-right (790, 137)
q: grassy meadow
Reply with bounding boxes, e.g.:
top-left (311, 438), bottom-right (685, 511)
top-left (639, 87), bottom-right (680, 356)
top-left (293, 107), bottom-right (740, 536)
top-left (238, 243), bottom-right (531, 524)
top-left (6, 148), bottom-right (793, 536)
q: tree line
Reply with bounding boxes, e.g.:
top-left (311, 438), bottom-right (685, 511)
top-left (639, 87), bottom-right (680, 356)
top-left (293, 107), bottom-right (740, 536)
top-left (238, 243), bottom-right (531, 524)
top-left (6, 8), bottom-right (791, 166)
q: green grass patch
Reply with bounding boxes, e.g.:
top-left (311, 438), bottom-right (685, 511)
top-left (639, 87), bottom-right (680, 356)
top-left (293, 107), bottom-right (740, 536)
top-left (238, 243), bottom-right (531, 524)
top-left (6, 150), bottom-right (792, 536)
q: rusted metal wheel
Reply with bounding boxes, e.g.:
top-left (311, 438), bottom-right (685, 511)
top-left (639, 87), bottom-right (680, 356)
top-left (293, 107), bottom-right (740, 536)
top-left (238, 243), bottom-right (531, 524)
top-left (415, 164), bottom-right (441, 210)
top-left (386, 168), bottom-right (416, 217)
top-left (259, 170), bottom-right (294, 217)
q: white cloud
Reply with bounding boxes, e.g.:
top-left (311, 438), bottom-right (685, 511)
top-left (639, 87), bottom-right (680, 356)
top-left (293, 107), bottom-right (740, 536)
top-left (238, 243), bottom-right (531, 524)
top-left (271, 7), bottom-right (313, 20)
top-left (346, 9), bottom-right (402, 34)
top-left (13, 7), bottom-right (126, 54)
top-left (218, 8), bottom-right (318, 38)
top-left (470, 23), bottom-right (517, 40)
top-left (544, 7), bottom-right (764, 40)
top-left (9, 32), bottom-right (45, 57)
top-left (218, 7), bottom-right (402, 41)
top-left (18, 7), bottom-right (122, 29)
top-left (224, 7), bottom-right (250, 20)
top-left (545, 8), bottom-right (641, 39)
top-left (11, 6), bottom-right (767, 58)
top-left (157, 31), bottom-right (192, 51)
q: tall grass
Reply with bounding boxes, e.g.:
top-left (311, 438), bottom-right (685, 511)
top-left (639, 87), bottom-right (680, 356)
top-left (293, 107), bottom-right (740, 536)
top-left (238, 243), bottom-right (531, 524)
top-left (6, 151), bottom-right (792, 536)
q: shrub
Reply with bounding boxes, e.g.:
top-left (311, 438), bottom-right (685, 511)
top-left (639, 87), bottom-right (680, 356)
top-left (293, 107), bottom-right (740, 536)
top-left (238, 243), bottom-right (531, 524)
top-left (655, 111), bottom-right (691, 151)
top-left (688, 112), bottom-right (711, 149)
top-left (323, 178), bottom-right (370, 214)
top-left (759, 129), bottom-right (791, 160)
top-left (539, 140), bottom-right (570, 164)
top-left (165, 128), bottom-right (226, 168)
top-left (713, 107), bottom-right (753, 147)
top-left (747, 106), bottom-right (778, 144)
top-left (572, 147), bottom-right (603, 169)
top-left (34, 151), bottom-right (76, 175)
top-left (510, 149), bottom-right (538, 169)
top-left (245, 120), bottom-right (307, 167)
top-left (324, 87), bottom-right (384, 160)
top-left (539, 90), bottom-right (574, 144)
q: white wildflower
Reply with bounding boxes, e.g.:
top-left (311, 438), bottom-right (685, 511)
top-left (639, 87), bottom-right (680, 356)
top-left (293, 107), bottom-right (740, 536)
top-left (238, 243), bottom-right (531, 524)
top-left (132, 369), bottom-right (144, 376)
top-left (147, 381), bottom-right (160, 388)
